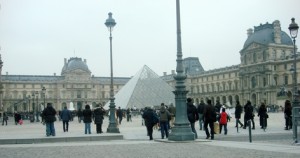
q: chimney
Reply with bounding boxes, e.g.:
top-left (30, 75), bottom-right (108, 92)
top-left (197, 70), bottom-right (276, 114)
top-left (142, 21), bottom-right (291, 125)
top-left (64, 58), bottom-right (67, 65)
top-left (247, 28), bottom-right (253, 38)
top-left (163, 72), bottom-right (167, 76)
top-left (54, 73), bottom-right (56, 76)
top-left (84, 59), bottom-right (87, 63)
top-left (171, 70), bottom-right (175, 74)
top-left (273, 20), bottom-right (281, 44)
top-left (6, 72), bottom-right (8, 75)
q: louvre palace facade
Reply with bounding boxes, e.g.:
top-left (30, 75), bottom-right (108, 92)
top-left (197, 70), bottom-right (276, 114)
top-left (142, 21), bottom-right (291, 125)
top-left (162, 20), bottom-right (299, 107)
top-left (0, 20), bottom-right (299, 113)
top-left (0, 57), bottom-right (130, 112)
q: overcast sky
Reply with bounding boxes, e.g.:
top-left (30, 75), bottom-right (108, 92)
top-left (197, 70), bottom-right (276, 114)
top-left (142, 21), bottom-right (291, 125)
top-left (0, 0), bottom-right (299, 77)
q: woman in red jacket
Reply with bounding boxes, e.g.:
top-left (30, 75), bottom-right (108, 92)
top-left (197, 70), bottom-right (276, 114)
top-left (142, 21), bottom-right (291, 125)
top-left (219, 108), bottom-right (228, 135)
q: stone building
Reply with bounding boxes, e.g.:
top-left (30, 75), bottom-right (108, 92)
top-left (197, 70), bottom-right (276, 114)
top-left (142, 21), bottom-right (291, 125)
top-left (162, 20), bottom-right (298, 107)
top-left (1, 57), bottom-right (130, 112)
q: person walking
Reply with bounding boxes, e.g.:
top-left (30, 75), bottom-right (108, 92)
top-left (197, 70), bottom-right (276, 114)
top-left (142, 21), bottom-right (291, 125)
top-left (42, 103), bottom-right (57, 136)
top-left (2, 111), bottom-right (8, 126)
top-left (187, 98), bottom-right (199, 139)
top-left (93, 104), bottom-right (106, 134)
top-left (219, 108), bottom-right (228, 135)
top-left (77, 108), bottom-right (83, 123)
top-left (197, 100), bottom-right (205, 130)
top-left (284, 100), bottom-right (292, 130)
top-left (159, 103), bottom-right (171, 139)
top-left (126, 108), bottom-right (132, 122)
top-left (60, 106), bottom-right (72, 132)
top-left (243, 100), bottom-right (255, 130)
top-left (116, 107), bottom-right (123, 125)
top-left (168, 103), bottom-right (176, 128)
top-left (258, 102), bottom-right (268, 129)
top-left (235, 100), bottom-right (244, 128)
top-left (83, 104), bottom-right (92, 134)
top-left (142, 107), bottom-right (158, 140)
top-left (203, 99), bottom-right (216, 140)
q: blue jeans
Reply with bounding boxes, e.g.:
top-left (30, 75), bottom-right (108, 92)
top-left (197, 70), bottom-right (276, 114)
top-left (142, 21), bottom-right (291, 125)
top-left (190, 122), bottom-right (198, 139)
top-left (160, 121), bottom-right (169, 139)
top-left (198, 113), bottom-right (203, 130)
top-left (46, 122), bottom-right (55, 136)
top-left (85, 123), bottom-right (91, 134)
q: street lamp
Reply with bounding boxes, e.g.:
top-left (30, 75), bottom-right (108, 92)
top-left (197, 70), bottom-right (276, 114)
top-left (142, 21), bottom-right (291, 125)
top-left (0, 54), bottom-right (3, 111)
top-left (35, 91), bottom-right (40, 122)
top-left (168, 0), bottom-right (195, 141)
top-left (42, 87), bottom-right (46, 109)
top-left (105, 12), bottom-right (119, 133)
top-left (32, 92), bottom-right (35, 122)
top-left (289, 17), bottom-right (299, 144)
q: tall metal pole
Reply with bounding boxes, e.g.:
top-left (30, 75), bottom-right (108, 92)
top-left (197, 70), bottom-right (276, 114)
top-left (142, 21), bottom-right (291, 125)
top-left (32, 93), bottom-right (35, 122)
top-left (289, 18), bottom-right (299, 144)
top-left (105, 12), bottom-right (119, 133)
top-left (0, 54), bottom-right (3, 112)
top-left (35, 91), bottom-right (40, 122)
top-left (168, 0), bottom-right (195, 141)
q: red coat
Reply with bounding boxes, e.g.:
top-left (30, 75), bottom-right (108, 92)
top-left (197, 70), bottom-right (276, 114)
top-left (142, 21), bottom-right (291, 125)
top-left (220, 112), bottom-right (228, 125)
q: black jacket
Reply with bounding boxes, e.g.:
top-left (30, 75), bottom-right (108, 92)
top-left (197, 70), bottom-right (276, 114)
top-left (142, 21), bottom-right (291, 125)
top-left (93, 108), bottom-right (105, 124)
top-left (42, 105), bottom-right (57, 123)
top-left (187, 102), bottom-right (199, 123)
top-left (83, 109), bottom-right (92, 123)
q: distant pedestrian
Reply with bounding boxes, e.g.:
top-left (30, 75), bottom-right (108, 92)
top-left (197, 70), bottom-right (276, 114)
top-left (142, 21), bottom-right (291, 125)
top-left (116, 107), bottom-right (123, 125)
top-left (93, 104), bottom-right (106, 134)
top-left (159, 103), bottom-right (171, 139)
top-left (42, 103), bottom-right (57, 136)
top-left (83, 104), bottom-right (92, 134)
top-left (234, 101), bottom-right (244, 128)
top-left (142, 107), bottom-right (158, 140)
top-left (168, 103), bottom-right (176, 128)
top-left (258, 102), bottom-right (268, 129)
top-left (203, 99), bottom-right (216, 140)
top-left (284, 100), bottom-right (292, 130)
top-left (197, 100), bottom-right (205, 130)
top-left (219, 108), bottom-right (228, 135)
top-left (77, 108), bottom-right (83, 123)
top-left (126, 108), bottom-right (132, 122)
top-left (2, 112), bottom-right (8, 126)
top-left (60, 106), bottom-right (72, 132)
top-left (14, 112), bottom-right (21, 125)
top-left (187, 98), bottom-right (199, 139)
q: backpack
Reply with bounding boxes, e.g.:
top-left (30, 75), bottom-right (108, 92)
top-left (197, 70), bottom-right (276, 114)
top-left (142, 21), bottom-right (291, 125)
top-left (152, 112), bottom-right (159, 124)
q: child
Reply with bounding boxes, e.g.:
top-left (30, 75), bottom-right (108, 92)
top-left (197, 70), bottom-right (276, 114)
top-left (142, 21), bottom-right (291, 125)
top-left (219, 108), bottom-right (228, 135)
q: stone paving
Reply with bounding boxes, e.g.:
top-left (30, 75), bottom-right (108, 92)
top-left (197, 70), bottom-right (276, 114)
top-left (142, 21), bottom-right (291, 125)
top-left (0, 112), bottom-right (299, 158)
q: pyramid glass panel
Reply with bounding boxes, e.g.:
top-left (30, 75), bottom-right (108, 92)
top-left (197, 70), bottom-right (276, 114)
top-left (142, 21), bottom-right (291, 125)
top-left (105, 65), bottom-right (175, 109)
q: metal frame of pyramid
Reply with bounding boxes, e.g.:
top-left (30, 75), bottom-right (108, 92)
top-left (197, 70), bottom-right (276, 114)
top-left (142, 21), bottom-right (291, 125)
top-left (105, 65), bottom-right (175, 109)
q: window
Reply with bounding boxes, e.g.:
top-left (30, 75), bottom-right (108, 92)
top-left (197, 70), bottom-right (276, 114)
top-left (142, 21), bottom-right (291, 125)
top-left (77, 91), bottom-right (82, 98)
top-left (284, 76), bottom-right (288, 85)
top-left (274, 65), bottom-right (277, 71)
top-left (253, 53), bottom-right (257, 63)
top-left (284, 64), bottom-right (287, 70)
top-left (251, 77), bottom-right (256, 88)
top-left (263, 77), bottom-right (267, 87)
top-left (274, 77), bottom-right (278, 86)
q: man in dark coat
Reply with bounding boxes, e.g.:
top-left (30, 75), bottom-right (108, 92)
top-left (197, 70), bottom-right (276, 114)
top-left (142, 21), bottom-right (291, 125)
top-left (42, 103), bottom-right (57, 136)
top-left (203, 99), bottom-right (216, 140)
top-left (116, 107), bottom-right (123, 125)
top-left (187, 98), bottom-right (199, 139)
top-left (243, 100), bottom-right (255, 129)
top-left (93, 104), bottom-right (106, 134)
top-left (77, 108), bottom-right (83, 123)
top-left (60, 106), bottom-right (72, 132)
top-left (234, 100), bottom-right (244, 128)
top-left (83, 104), bottom-right (92, 134)
top-left (142, 107), bottom-right (158, 140)
top-left (197, 100), bottom-right (205, 130)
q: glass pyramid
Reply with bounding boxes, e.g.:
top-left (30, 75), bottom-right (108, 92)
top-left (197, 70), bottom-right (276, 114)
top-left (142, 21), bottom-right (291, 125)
top-left (105, 65), bottom-right (175, 109)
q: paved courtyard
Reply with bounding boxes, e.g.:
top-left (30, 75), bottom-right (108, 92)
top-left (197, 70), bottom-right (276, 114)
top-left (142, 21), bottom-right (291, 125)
top-left (0, 112), bottom-right (299, 158)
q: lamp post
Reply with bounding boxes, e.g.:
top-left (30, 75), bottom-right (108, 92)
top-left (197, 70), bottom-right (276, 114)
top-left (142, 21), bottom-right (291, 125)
top-left (0, 54), bottom-right (3, 112)
top-left (32, 93), bottom-right (35, 122)
top-left (289, 17), bottom-right (299, 144)
top-left (35, 91), bottom-right (39, 122)
top-left (105, 12), bottom-right (119, 133)
top-left (168, 0), bottom-right (195, 141)
top-left (42, 87), bottom-right (46, 110)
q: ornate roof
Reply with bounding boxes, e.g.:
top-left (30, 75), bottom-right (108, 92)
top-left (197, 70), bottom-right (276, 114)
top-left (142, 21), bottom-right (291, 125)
top-left (243, 21), bottom-right (293, 48)
top-left (61, 57), bottom-right (91, 75)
